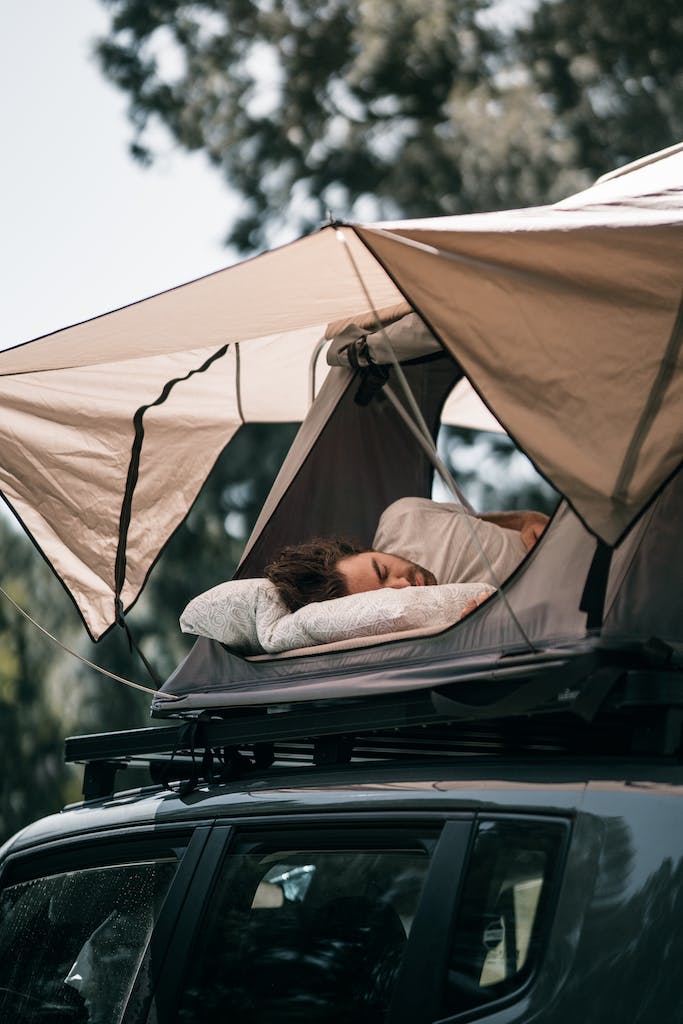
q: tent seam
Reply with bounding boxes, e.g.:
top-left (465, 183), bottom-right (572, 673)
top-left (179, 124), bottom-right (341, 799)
top-left (235, 342), bottom-right (245, 424)
top-left (613, 288), bottom-right (683, 505)
top-left (114, 344), bottom-right (230, 628)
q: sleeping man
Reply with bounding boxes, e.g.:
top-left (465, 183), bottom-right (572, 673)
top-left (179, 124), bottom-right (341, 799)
top-left (265, 497), bottom-right (549, 613)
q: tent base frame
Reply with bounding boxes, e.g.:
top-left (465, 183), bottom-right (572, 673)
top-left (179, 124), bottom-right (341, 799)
top-left (66, 653), bottom-right (683, 801)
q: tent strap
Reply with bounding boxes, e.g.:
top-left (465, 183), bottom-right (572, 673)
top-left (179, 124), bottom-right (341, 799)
top-left (115, 605), bottom-right (163, 689)
top-left (580, 539), bottom-right (614, 630)
top-left (0, 584), bottom-right (177, 699)
top-left (113, 343), bottom-right (230, 633)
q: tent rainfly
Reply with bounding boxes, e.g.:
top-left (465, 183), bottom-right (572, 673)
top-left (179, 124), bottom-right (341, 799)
top-left (0, 143), bottom-right (682, 647)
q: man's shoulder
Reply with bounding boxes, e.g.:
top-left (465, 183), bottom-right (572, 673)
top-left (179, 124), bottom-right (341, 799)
top-left (380, 497), bottom-right (466, 522)
top-left (375, 498), bottom-right (468, 548)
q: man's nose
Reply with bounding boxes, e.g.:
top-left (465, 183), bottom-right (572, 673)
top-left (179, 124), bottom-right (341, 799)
top-left (387, 575), bottom-right (411, 589)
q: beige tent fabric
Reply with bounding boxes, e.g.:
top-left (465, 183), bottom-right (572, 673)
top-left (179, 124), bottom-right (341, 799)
top-left (0, 230), bottom-right (401, 376)
top-left (0, 231), bottom-right (403, 638)
top-left (356, 150), bottom-right (683, 543)
top-left (1, 144), bottom-right (681, 637)
top-left (239, 367), bottom-right (354, 572)
top-left (0, 226), bottom-right (497, 638)
top-left (441, 378), bottom-right (504, 434)
top-left (327, 311), bottom-right (443, 366)
top-left (0, 349), bottom-right (242, 633)
top-left (325, 301), bottom-right (412, 338)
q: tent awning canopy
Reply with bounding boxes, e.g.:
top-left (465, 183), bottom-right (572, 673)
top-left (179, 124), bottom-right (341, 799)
top-left (1, 142), bottom-right (682, 640)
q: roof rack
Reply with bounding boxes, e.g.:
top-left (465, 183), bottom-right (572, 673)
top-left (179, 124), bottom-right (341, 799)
top-left (65, 655), bottom-right (683, 800)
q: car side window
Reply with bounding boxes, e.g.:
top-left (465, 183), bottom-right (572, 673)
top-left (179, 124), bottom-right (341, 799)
top-left (442, 818), bottom-right (567, 1018)
top-left (0, 855), bottom-right (177, 1024)
top-left (176, 836), bottom-right (433, 1024)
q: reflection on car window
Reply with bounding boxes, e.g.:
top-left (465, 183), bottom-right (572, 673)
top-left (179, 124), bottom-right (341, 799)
top-left (177, 844), bottom-right (431, 1024)
top-left (443, 818), bottom-right (566, 1018)
top-left (0, 858), bottom-right (176, 1024)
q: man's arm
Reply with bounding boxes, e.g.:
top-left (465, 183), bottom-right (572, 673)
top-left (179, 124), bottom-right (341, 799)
top-left (478, 510), bottom-right (550, 551)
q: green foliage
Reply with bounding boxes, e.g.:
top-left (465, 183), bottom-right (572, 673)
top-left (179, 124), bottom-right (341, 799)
top-left (0, 516), bottom-right (81, 842)
top-left (92, 0), bottom-right (540, 249)
top-left (95, 0), bottom-right (683, 252)
top-left (0, 508), bottom-right (170, 843)
top-left (437, 426), bottom-right (559, 514)
top-left (519, 0), bottom-right (683, 175)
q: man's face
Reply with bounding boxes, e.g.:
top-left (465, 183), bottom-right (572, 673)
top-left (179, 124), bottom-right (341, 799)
top-left (337, 550), bottom-right (437, 595)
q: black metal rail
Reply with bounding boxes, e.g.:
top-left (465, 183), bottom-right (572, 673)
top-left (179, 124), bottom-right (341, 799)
top-left (64, 661), bottom-right (683, 801)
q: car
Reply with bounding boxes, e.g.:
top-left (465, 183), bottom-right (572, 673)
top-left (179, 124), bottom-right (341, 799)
top-left (1, 673), bottom-right (682, 1024)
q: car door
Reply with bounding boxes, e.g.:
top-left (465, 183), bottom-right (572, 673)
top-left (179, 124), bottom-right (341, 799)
top-left (0, 811), bottom-right (569, 1024)
top-left (150, 812), bottom-right (568, 1024)
top-left (397, 814), bottom-right (570, 1024)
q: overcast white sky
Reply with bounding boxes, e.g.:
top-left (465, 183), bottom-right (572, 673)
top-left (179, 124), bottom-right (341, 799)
top-left (1, 0), bottom-right (239, 350)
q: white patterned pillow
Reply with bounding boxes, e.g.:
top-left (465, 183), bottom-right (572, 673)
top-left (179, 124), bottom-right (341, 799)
top-left (181, 579), bottom-right (495, 655)
top-left (180, 578), bottom-right (286, 653)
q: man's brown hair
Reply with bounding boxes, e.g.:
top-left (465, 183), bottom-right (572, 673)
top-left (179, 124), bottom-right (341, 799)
top-left (264, 537), bottom-right (363, 612)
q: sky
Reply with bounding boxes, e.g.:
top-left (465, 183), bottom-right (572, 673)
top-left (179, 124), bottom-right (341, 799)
top-left (1, 0), bottom-right (239, 350)
top-left (0, 0), bottom-right (542, 353)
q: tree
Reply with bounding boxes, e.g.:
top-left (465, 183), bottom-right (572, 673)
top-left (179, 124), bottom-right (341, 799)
top-left (518, 0), bottom-right (683, 178)
top-left (0, 515), bottom-right (85, 842)
top-left (95, 0), bottom-right (495, 250)
top-left (95, 0), bottom-right (683, 253)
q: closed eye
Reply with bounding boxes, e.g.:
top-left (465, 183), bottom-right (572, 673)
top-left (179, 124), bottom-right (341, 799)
top-left (372, 557), bottom-right (387, 584)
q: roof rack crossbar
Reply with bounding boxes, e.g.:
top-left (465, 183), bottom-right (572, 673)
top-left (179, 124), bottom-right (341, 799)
top-left (64, 665), bottom-right (683, 798)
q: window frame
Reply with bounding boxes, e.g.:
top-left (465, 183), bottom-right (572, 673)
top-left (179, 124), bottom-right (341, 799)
top-left (431, 812), bottom-right (572, 1024)
top-left (389, 818), bottom-right (475, 1024)
top-left (154, 814), bottom-right (473, 1024)
top-left (146, 811), bottom-right (569, 1024)
top-left (0, 821), bottom-right (215, 1024)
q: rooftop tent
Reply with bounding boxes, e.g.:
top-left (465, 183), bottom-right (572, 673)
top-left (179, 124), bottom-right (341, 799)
top-left (156, 460), bottom-right (683, 713)
top-left (0, 143), bottom-right (682, 643)
top-left (355, 147), bottom-right (683, 546)
top-left (154, 291), bottom-right (683, 712)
